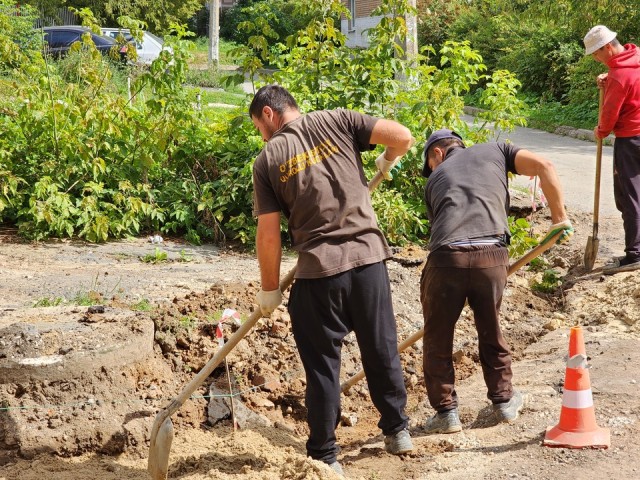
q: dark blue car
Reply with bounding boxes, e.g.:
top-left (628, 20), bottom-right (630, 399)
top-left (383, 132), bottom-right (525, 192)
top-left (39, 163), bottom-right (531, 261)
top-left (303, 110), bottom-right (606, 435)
top-left (40, 26), bottom-right (125, 59)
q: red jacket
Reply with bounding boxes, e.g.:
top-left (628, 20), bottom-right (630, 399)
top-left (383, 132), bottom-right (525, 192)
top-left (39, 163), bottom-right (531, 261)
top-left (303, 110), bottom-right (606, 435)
top-left (599, 43), bottom-right (640, 138)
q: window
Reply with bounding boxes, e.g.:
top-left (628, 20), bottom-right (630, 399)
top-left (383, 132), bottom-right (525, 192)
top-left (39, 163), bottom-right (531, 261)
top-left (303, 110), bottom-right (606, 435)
top-left (348, 0), bottom-right (356, 32)
top-left (46, 30), bottom-right (80, 48)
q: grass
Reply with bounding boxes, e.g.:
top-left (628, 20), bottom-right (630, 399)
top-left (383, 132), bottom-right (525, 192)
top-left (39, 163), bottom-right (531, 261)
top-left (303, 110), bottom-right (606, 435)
top-left (73, 290), bottom-right (103, 306)
top-left (33, 297), bottom-right (65, 307)
top-left (189, 38), bottom-right (244, 68)
top-left (197, 88), bottom-right (247, 107)
top-left (466, 89), bottom-right (599, 134)
top-left (140, 247), bottom-right (168, 264)
top-left (525, 100), bottom-right (598, 131)
top-left (179, 315), bottom-right (197, 330)
top-left (131, 298), bottom-right (153, 311)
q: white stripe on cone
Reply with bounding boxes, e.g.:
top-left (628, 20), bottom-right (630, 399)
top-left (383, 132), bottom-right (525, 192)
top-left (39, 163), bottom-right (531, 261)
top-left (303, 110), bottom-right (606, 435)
top-left (562, 388), bottom-right (594, 409)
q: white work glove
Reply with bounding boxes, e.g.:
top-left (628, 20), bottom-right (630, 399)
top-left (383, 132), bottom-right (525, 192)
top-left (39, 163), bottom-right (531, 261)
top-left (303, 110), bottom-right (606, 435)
top-left (256, 288), bottom-right (282, 317)
top-left (375, 151), bottom-right (401, 181)
top-left (541, 220), bottom-right (574, 245)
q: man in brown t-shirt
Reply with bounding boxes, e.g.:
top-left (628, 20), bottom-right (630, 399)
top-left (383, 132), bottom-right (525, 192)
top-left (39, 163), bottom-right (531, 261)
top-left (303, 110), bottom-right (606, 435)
top-left (250, 84), bottom-right (414, 474)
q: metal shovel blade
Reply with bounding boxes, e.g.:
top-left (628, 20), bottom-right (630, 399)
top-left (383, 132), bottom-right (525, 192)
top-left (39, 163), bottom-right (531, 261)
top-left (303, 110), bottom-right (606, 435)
top-left (148, 417), bottom-right (174, 480)
top-left (584, 235), bottom-right (599, 272)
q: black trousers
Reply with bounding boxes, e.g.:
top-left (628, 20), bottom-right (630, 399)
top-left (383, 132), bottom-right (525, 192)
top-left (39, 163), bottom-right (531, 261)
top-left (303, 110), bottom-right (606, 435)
top-left (288, 261), bottom-right (408, 464)
top-left (420, 244), bottom-right (512, 412)
top-left (613, 136), bottom-right (640, 262)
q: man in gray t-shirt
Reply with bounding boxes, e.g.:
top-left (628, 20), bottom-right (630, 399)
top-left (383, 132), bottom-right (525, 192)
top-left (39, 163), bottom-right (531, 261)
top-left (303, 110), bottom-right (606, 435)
top-left (249, 84), bottom-right (414, 473)
top-left (419, 129), bottom-right (573, 434)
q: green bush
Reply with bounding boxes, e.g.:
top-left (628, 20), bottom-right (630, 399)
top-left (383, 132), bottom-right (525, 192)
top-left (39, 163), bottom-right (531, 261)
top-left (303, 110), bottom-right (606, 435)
top-left (497, 23), bottom-right (582, 100)
top-left (0, 12), bottom-right (261, 244)
top-left (220, 0), bottom-right (337, 47)
top-left (416, 0), bottom-right (468, 57)
top-left (1, 1), bottom-right (528, 247)
top-left (531, 269), bottom-right (562, 293)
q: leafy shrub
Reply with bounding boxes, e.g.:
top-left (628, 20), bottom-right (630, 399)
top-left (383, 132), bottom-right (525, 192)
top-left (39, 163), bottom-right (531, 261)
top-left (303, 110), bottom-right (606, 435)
top-left (566, 55), bottom-right (606, 106)
top-left (508, 216), bottom-right (537, 259)
top-left (531, 269), bottom-right (562, 293)
top-left (1, 1), bottom-right (528, 248)
top-left (220, 0), bottom-right (337, 47)
top-left (416, 0), bottom-right (468, 56)
top-left (496, 23), bottom-right (582, 100)
top-left (0, 12), bottom-right (261, 244)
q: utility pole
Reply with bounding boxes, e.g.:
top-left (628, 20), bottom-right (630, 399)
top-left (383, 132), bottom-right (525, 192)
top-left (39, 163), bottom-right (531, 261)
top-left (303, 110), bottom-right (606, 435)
top-left (405, 0), bottom-right (418, 66)
top-left (208, 0), bottom-right (220, 66)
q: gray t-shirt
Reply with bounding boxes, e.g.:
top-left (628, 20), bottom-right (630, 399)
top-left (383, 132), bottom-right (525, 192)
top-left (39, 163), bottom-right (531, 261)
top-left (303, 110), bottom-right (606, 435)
top-left (253, 109), bottom-right (391, 278)
top-left (425, 142), bottom-right (520, 252)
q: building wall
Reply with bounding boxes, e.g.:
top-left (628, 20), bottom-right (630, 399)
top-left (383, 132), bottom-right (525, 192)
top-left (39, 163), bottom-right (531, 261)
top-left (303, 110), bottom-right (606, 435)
top-left (341, 15), bottom-right (383, 48)
top-left (341, 0), bottom-right (383, 48)
top-left (356, 0), bottom-right (381, 16)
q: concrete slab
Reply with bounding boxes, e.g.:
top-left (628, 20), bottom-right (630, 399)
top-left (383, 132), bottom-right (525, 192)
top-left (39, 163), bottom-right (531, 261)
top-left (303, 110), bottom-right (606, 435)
top-left (0, 307), bottom-right (154, 383)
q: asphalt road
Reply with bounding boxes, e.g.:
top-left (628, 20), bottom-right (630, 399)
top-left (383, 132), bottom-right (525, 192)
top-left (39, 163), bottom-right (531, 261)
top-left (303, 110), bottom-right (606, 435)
top-left (499, 121), bottom-right (616, 216)
top-left (484, 117), bottom-right (625, 259)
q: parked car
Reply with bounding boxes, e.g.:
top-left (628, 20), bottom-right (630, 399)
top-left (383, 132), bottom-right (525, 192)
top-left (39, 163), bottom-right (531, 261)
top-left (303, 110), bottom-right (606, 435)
top-left (100, 28), bottom-right (170, 65)
top-left (40, 26), bottom-right (123, 59)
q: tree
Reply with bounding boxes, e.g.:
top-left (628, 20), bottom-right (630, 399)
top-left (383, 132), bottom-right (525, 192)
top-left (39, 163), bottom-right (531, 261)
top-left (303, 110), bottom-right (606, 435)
top-left (22, 0), bottom-right (203, 33)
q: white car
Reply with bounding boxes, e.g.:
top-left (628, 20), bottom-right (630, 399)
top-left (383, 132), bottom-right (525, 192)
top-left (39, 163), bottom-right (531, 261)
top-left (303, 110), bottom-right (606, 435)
top-left (100, 28), bottom-right (170, 65)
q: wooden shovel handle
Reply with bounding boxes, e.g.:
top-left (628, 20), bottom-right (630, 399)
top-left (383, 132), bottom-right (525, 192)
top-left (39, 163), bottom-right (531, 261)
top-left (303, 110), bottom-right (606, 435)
top-left (592, 87), bottom-right (604, 235)
top-left (152, 267), bottom-right (297, 426)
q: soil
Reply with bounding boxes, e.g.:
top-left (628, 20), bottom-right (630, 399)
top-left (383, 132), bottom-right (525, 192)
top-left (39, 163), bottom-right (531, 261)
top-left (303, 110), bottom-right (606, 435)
top-left (1, 203), bottom-right (639, 480)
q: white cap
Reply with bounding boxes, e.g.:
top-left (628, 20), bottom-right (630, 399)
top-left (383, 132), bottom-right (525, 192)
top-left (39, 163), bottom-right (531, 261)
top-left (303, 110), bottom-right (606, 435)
top-left (583, 25), bottom-right (617, 55)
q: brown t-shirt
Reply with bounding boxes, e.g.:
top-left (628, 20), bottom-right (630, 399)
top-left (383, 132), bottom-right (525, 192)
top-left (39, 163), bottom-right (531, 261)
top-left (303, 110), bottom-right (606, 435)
top-left (252, 109), bottom-right (391, 279)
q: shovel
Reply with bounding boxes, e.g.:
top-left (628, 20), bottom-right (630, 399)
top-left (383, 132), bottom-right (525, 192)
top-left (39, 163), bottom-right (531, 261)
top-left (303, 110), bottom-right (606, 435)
top-left (340, 230), bottom-right (563, 393)
top-left (583, 87), bottom-right (604, 271)
top-left (148, 171), bottom-right (385, 480)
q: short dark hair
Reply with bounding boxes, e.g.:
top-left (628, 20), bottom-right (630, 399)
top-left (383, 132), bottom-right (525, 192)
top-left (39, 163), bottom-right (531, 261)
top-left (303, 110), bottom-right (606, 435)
top-left (249, 84), bottom-right (299, 119)
top-left (427, 137), bottom-right (464, 158)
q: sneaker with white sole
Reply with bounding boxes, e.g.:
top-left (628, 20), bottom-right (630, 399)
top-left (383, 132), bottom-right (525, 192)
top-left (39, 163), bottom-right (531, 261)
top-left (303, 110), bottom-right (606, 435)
top-left (327, 461), bottom-right (344, 476)
top-left (384, 428), bottom-right (413, 454)
top-left (493, 390), bottom-right (524, 423)
top-left (424, 409), bottom-right (462, 434)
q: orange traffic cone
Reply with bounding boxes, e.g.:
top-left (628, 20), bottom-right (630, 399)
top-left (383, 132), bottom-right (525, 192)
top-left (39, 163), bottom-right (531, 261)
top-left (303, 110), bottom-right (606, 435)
top-left (543, 326), bottom-right (610, 448)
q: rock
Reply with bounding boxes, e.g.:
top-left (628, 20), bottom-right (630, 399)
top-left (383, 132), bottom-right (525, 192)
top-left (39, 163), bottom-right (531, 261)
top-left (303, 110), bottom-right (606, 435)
top-left (543, 318), bottom-right (564, 331)
top-left (207, 385), bottom-right (271, 428)
top-left (269, 320), bottom-right (288, 338)
top-left (407, 374), bottom-right (419, 388)
top-left (341, 412), bottom-right (358, 427)
top-left (251, 368), bottom-right (281, 392)
top-left (251, 397), bottom-right (275, 410)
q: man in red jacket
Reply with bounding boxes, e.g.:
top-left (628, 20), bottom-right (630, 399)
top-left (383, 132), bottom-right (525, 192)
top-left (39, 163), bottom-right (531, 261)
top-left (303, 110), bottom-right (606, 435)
top-left (584, 25), bottom-right (640, 273)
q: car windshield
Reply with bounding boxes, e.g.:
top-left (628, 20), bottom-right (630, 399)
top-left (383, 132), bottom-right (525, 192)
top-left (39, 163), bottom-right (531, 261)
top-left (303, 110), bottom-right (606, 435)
top-left (145, 32), bottom-right (164, 45)
top-left (92, 34), bottom-right (116, 46)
